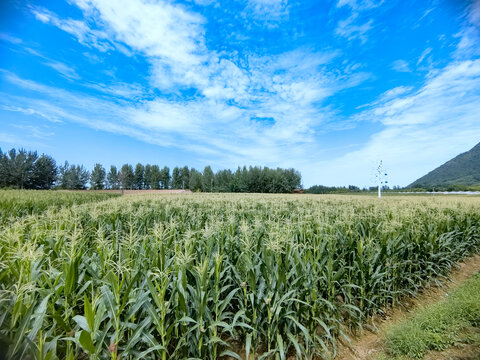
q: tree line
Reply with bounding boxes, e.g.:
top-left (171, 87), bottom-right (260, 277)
top-left (0, 148), bottom-right (302, 193)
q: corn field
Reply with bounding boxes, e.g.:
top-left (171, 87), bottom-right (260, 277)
top-left (0, 191), bottom-right (479, 359)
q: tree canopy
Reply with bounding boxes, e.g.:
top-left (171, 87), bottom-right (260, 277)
top-left (0, 147), bottom-right (303, 193)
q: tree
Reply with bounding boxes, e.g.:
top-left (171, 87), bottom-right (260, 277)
top-left (149, 165), bottom-right (161, 189)
top-left (57, 161), bottom-right (89, 189)
top-left (31, 155), bottom-right (57, 189)
top-left (0, 148), bottom-right (7, 188)
top-left (90, 163), bottom-right (106, 190)
top-left (189, 168), bottom-right (203, 191)
top-left (134, 163), bottom-right (145, 190)
top-left (119, 164), bottom-right (134, 189)
top-left (202, 166), bottom-right (214, 192)
top-left (107, 165), bottom-right (120, 189)
top-left (180, 166), bottom-right (190, 189)
top-left (171, 167), bottom-right (181, 189)
top-left (2, 148), bottom-right (38, 189)
top-left (144, 164), bottom-right (152, 189)
top-left (214, 169), bottom-right (233, 192)
top-left (160, 166), bottom-right (170, 189)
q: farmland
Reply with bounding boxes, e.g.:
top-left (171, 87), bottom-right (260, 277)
top-left (0, 191), bottom-right (479, 359)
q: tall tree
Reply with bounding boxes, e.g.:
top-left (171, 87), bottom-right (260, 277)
top-left (214, 169), bottom-right (233, 192)
top-left (31, 155), bottom-right (57, 189)
top-left (149, 165), bottom-right (161, 189)
top-left (202, 166), bottom-right (214, 192)
top-left (134, 163), bottom-right (145, 189)
top-left (57, 161), bottom-right (89, 189)
top-left (119, 164), bottom-right (134, 189)
top-left (107, 165), bottom-right (120, 189)
top-left (90, 163), bottom-right (106, 190)
top-left (180, 166), bottom-right (190, 190)
top-left (5, 148), bottom-right (38, 189)
top-left (189, 168), bottom-right (203, 191)
top-left (171, 167), bottom-right (181, 189)
top-left (160, 166), bottom-right (170, 189)
top-left (144, 164), bottom-right (152, 189)
top-left (0, 148), bottom-right (7, 188)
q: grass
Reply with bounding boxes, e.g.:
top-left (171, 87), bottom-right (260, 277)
top-left (382, 272), bottom-right (480, 359)
top-left (0, 192), bottom-right (479, 359)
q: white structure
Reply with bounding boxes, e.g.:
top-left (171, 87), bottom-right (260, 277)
top-left (376, 161), bottom-right (388, 198)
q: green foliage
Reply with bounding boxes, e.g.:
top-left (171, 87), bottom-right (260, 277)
top-left (134, 163), bottom-right (145, 189)
top-left (160, 166), bottom-right (170, 189)
top-left (1, 193), bottom-right (480, 359)
top-left (119, 164), bottom-right (134, 189)
top-left (385, 272), bottom-right (480, 358)
top-left (409, 142), bottom-right (480, 188)
top-left (0, 148), bottom-right (57, 189)
top-left (90, 163), bottom-right (106, 190)
top-left (57, 161), bottom-right (90, 189)
top-left (307, 185), bottom-right (363, 194)
top-left (107, 165), bottom-right (120, 189)
top-left (149, 165), bottom-right (162, 189)
top-left (189, 168), bottom-right (203, 191)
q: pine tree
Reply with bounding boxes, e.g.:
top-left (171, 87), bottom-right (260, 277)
top-left (90, 163), bottom-right (106, 190)
top-left (31, 155), bottom-right (57, 189)
top-left (119, 164), bottom-right (134, 189)
top-left (134, 163), bottom-right (145, 189)
top-left (107, 165), bottom-right (120, 189)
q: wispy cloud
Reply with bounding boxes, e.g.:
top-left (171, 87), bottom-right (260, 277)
top-left (245, 0), bottom-right (289, 25)
top-left (43, 60), bottom-right (80, 80)
top-left (308, 58), bottom-right (480, 186)
top-left (7, 0), bottom-right (477, 187)
top-left (335, 13), bottom-right (373, 43)
top-left (18, 0), bottom-right (370, 171)
top-left (334, 0), bottom-right (382, 44)
top-left (391, 59), bottom-right (411, 73)
top-left (336, 0), bottom-right (383, 11)
top-left (11, 124), bottom-right (55, 139)
top-left (31, 6), bottom-right (113, 52)
top-left (0, 33), bottom-right (23, 44)
top-left (417, 47), bottom-right (432, 66)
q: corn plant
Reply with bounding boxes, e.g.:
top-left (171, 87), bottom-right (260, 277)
top-left (0, 191), bottom-right (479, 359)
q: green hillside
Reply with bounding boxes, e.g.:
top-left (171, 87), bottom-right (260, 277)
top-left (409, 142), bottom-right (480, 188)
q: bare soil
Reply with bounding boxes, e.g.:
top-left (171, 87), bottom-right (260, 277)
top-left (336, 254), bottom-right (480, 360)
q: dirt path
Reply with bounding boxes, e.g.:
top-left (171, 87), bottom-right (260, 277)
top-left (336, 254), bottom-right (480, 360)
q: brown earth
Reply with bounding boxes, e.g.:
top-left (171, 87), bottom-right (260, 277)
top-left (336, 254), bottom-right (480, 360)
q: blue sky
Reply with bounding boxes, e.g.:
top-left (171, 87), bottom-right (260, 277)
top-left (1, 0), bottom-right (479, 187)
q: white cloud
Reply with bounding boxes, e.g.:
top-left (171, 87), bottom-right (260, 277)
top-left (305, 59), bottom-right (480, 186)
top-left (245, 0), bottom-right (289, 23)
top-left (43, 61), bottom-right (80, 80)
top-left (416, 47), bottom-right (432, 66)
top-left (21, 0), bottom-right (480, 188)
top-left (31, 6), bottom-right (113, 52)
top-left (337, 0), bottom-right (383, 11)
top-left (391, 59), bottom-right (411, 72)
top-left (24, 0), bottom-right (366, 161)
top-left (0, 33), bottom-right (23, 44)
top-left (335, 13), bottom-right (373, 44)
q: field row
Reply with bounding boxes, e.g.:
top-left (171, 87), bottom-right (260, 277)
top-left (0, 192), bottom-right (479, 359)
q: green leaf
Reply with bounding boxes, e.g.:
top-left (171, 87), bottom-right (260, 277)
top-left (78, 330), bottom-right (95, 354)
top-left (73, 315), bottom-right (91, 333)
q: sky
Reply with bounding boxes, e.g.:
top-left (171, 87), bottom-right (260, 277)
top-left (0, 0), bottom-right (479, 188)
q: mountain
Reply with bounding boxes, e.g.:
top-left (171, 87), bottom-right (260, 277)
top-left (408, 142), bottom-right (480, 188)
